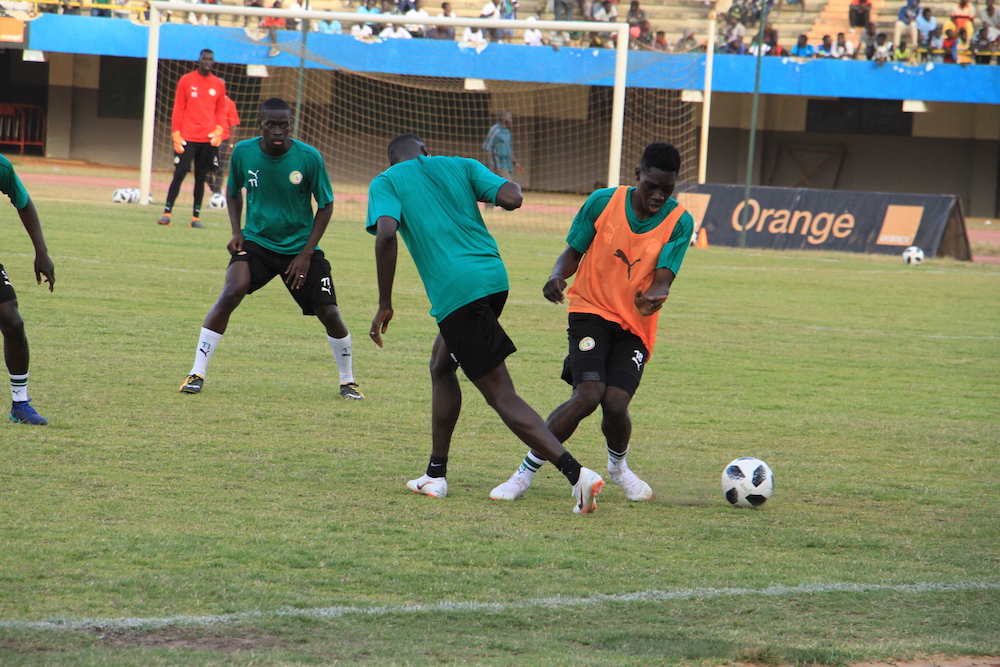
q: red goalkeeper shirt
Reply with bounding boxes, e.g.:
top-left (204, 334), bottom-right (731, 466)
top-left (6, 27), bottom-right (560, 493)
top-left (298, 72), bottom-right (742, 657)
top-left (171, 70), bottom-right (227, 143)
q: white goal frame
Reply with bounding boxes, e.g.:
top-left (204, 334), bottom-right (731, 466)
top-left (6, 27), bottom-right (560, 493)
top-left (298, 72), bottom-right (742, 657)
top-left (140, 2), bottom-right (636, 204)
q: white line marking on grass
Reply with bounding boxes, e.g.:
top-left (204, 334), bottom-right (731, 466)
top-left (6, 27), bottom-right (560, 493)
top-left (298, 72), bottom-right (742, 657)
top-left (3, 580), bottom-right (997, 633)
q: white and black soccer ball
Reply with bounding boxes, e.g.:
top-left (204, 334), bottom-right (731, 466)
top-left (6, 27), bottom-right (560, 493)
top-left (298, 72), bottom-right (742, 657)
top-left (128, 188), bottom-right (142, 204)
top-left (209, 193), bottom-right (227, 209)
top-left (112, 188), bottom-right (131, 203)
top-left (722, 457), bottom-right (774, 508)
top-left (902, 246), bottom-right (924, 265)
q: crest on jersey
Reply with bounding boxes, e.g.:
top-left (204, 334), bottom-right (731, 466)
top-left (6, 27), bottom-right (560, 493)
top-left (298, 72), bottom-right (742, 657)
top-left (209, 88), bottom-right (217, 96)
top-left (289, 171), bottom-right (303, 185)
top-left (579, 337), bottom-right (596, 351)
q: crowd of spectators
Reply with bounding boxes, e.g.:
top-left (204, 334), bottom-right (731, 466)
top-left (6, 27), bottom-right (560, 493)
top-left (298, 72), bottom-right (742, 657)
top-left (719, 0), bottom-right (999, 64)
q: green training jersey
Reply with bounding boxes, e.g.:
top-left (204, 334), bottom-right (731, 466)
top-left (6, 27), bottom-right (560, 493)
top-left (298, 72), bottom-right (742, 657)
top-left (227, 138), bottom-right (334, 255)
top-left (0, 155), bottom-right (30, 211)
top-left (366, 155), bottom-right (508, 322)
top-left (565, 186), bottom-right (693, 276)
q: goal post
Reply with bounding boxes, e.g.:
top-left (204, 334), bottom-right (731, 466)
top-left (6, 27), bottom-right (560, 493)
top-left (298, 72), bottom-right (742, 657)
top-left (140, 2), bottom-right (700, 231)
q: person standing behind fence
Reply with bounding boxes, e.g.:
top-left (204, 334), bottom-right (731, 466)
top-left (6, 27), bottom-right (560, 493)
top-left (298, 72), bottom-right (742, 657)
top-left (0, 155), bottom-right (54, 426)
top-left (157, 49), bottom-right (227, 230)
top-left (482, 111), bottom-right (520, 180)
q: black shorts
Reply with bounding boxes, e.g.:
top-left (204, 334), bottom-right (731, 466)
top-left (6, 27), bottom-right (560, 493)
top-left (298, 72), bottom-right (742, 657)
top-left (0, 264), bottom-right (16, 305)
top-left (437, 291), bottom-right (517, 381)
top-left (229, 239), bottom-right (338, 316)
top-left (561, 313), bottom-right (648, 396)
top-left (174, 142), bottom-right (219, 177)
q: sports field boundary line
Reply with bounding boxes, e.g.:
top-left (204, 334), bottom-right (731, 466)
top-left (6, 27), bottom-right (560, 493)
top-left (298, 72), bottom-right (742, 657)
top-left (4, 580), bottom-right (998, 633)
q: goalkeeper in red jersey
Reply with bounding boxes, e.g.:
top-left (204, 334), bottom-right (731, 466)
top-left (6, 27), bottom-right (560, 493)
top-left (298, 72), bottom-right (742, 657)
top-left (157, 49), bottom-right (228, 229)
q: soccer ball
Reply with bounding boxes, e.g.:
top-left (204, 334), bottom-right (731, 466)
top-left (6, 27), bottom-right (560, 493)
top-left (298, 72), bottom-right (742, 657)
top-left (721, 457), bottom-right (774, 508)
top-left (902, 246), bottom-right (924, 265)
top-left (112, 188), bottom-right (131, 203)
top-left (127, 188), bottom-right (141, 204)
top-left (209, 193), bottom-right (227, 209)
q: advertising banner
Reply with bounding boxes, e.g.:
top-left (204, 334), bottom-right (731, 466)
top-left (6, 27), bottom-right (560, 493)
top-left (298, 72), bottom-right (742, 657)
top-left (677, 184), bottom-right (970, 260)
top-left (0, 17), bottom-right (27, 48)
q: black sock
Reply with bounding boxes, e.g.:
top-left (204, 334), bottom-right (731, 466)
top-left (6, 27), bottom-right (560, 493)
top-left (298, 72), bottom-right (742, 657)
top-left (426, 455), bottom-right (448, 478)
top-left (555, 452), bottom-right (582, 486)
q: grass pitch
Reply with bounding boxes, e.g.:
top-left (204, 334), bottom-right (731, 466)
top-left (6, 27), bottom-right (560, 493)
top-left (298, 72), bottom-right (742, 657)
top-left (0, 175), bottom-right (997, 665)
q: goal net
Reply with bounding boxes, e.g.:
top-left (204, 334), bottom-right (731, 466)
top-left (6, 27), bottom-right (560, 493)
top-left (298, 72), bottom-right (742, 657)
top-left (148, 6), bottom-right (700, 232)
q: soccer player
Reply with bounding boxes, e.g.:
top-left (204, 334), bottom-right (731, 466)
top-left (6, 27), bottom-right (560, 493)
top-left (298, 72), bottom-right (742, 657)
top-left (367, 133), bottom-right (605, 514)
top-left (157, 49), bottom-right (228, 229)
top-left (490, 142), bottom-right (693, 503)
top-left (482, 111), bottom-right (520, 180)
top-left (179, 98), bottom-right (364, 401)
top-left (0, 155), bottom-right (55, 425)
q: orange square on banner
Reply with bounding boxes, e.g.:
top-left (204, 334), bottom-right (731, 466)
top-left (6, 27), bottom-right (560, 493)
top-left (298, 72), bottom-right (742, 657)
top-left (876, 205), bottom-right (924, 246)
top-left (675, 192), bottom-right (711, 232)
top-left (0, 17), bottom-right (25, 43)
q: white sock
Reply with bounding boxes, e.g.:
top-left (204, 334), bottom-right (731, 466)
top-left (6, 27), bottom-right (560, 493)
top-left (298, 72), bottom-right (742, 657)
top-left (608, 445), bottom-right (628, 475)
top-left (514, 451), bottom-right (547, 482)
top-left (190, 327), bottom-right (223, 378)
top-left (328, 334), bottom-right (354, 384)
top-left (10, 373), bottom-right (28, 402)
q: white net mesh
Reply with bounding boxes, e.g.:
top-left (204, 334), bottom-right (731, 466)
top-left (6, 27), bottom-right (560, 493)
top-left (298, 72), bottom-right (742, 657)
top-left (152, 13), bottom-right (700, 231)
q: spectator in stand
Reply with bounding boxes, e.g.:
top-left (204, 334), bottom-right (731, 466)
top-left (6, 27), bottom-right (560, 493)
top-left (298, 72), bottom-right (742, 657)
top-left (872, 32), bottom-right (894, 63)
top-left (91, 0), bottom-right (112, 17)
top-left (763, 23), bottom-right (778, 47)
top-left (980, 0), bottom-right (1000, 40)
top-left (633, 20), bottom-right (654, 48)
top-left (356, 0), bottom-right (381, 29)
top-left (524, 15), bottom-right (544, 44)
top-left (592, 0), bottom-right (617, 21)
top-left (849, 0), bottom-right (872, 32)
top-left (261, 1), bottom-right (286, 57)
top-left (857, 21), bottom-right (879, 58)
top-left (724, 16), bottom-right (747, 49)
top-left (767, 35), bottom-right (788, 55)
top-left (674, 27), bottom-right (700, 52)
top-left (748, 34), bottom-right (770, 55)
top-left (949, 0), bottom-right (976, 40)
top-left (894, 0), bottom-right (920, 52)
top-left (941, 26), bottom-right (958, 62)
top-left (895, 38), bottom-right (915, 62)
top-left (627, 0), bottom-right (647, 32)
top-left (398, 0), bottom-right (415, 13)
top-left (405, 0), bottom-right (429, 36)
top-left (927, 25), bottom-right (945, 61)
top-left (970, 25), bottom-right (996, 61)
top-left (426, 23), bottom-right (455, 38)
top-left (916, 7), bottom-right (936, 46)
top-left (351, 22), bottom-right (375, 37)
top-left (439, 0), bottom-right (455, 16)
top-left (554, 0), bottom-right (573, 22)
top-left (318, 18), bottom-right (343, 32)
top-left (653, 30), bottom-right (671, 50)
top-left (380, 22), bottom-right (412, 37)
top-left (790, 33), bottom-right (815, 56)
top-left (463, 24), bottom-right (487, 42)
top-left (956, 26), bottom-right (975, 63)
top-left (831, 32), bottom-right (856, 57)
top-left (817, 34), bottom-right (834, 56)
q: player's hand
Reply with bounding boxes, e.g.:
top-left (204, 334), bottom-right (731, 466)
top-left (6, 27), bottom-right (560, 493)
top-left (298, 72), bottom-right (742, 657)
top-left (209, 125), bottom-right (224, 147)
top-left (34, 254), bottom-right (54, 292)
top-left (634, 290), bottom-right (668, 316)
top-left (514, 162), bottom-right (524, 175)
top-left (542, 276), bottom-right (567, 303)
top-left (227, 231), bottom-right (245, 255)
top-left (369, 306), bottom-right (393, 348)
top-left (171, 131), bottom-right (187, 154)
top-left (284, 254), bottom-right (311, 290)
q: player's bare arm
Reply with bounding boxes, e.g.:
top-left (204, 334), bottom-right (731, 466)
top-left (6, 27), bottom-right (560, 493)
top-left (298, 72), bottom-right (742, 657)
top-left (494, 181), bottom-right (523, 211)
top-left (543, 245), bottom-right (584, 304)
top-left (226, 192), bottom-right (245, 255)
top-left (284, 202), bottom-right (332, 290)
top-left (370, 215), bottom-right (400, 348)
top-left (634, 267), bottom-right (675, 316)
top-left (17, 199), bottom-right (54, 291)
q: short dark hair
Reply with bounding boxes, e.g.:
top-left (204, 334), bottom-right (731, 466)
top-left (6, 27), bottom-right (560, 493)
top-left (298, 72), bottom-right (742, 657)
top-left (388, 133), bottom-right (423, 163)
top-left (200, 48), bottom-right (214, 57)
top-left (639, 142), bottom-right (681, 174)
top-left (259, 97), bottom-right (292, 114)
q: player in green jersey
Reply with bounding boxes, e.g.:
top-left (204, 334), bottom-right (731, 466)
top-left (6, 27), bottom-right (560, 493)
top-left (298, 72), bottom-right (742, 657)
top-left (0, 155), bottom-right (54, 425)
top-left (179, 98), bottom-right (363, 400)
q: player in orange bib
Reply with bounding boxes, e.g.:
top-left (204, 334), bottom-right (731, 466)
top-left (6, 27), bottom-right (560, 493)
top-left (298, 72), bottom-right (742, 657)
top-left (490, 142), bottom-right (694, 503)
